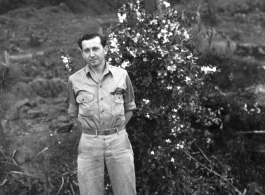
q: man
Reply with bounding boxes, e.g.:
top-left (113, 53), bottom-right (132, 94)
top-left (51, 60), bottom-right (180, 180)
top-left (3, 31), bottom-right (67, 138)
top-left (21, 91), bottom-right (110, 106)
top-left (67, 33), bottom-right (137, 195)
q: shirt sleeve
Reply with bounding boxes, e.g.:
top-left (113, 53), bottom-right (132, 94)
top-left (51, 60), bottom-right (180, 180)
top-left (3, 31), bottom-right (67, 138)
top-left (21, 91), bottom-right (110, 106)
top-left (124, 71), bottom-right (137, 112)
top-left (67, 77), bottom-right (78, 117)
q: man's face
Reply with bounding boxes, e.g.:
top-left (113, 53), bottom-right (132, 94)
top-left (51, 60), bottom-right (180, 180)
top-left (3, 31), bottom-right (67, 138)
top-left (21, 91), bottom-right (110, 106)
top-left (81, 36), bottom-right (107, 68)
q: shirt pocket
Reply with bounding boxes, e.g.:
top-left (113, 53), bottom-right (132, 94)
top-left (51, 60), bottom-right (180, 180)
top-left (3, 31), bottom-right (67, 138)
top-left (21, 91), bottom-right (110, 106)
top-left (76, 92), bottom-right (94, 117)
top-left (111, 94), bottom-right (124, 117)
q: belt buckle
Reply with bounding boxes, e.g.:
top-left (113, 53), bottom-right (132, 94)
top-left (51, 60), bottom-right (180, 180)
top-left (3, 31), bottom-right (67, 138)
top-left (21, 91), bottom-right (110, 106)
top-left (105, 130), bottom-right (110, 135)
top-left (94, 130), bottom-right (98, 138)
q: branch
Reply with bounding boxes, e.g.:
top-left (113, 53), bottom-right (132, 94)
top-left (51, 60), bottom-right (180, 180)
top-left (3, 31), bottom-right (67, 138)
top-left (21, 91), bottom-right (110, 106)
top-left (183, 149), bottom-right (244, 195)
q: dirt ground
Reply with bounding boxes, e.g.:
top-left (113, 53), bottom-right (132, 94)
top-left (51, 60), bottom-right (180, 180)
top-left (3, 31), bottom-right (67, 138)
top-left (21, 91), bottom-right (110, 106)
top-left (0, 0), bottom-right (265, 194)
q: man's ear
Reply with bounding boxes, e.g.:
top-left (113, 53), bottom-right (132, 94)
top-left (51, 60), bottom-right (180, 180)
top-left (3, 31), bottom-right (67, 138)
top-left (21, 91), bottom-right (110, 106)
top-left (79, 48), bottom-right (84, 58)
top-left (104, 46), bottom-right (109, 55)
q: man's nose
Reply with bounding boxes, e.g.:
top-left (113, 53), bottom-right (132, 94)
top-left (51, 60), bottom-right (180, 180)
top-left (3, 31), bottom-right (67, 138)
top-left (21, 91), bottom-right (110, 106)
top-left (90, 50), bottom-right (95, 57)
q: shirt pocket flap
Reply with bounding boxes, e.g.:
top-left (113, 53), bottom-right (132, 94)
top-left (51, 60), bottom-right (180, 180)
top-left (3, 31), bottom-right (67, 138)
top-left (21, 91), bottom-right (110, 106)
top-left (76, 93), bottom-right (93, 103)
top-left (111, 94), bottom-right (124, 104)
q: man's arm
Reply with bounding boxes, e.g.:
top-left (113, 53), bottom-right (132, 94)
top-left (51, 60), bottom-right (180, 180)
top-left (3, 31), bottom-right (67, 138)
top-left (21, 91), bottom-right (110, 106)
top-left (124, 111), bottom-right (133, 126)
top-left (67, 77), bottom-right (80, 130)
top-left (71, 117), bottom-right (83, 131)
top-left (124, 71), bottom-right (136, 127)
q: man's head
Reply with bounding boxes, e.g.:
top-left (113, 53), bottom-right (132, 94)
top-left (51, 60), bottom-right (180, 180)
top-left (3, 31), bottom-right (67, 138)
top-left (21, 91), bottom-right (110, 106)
top-left (78, 33), bottom-right (108, 69)
top-left (78, 33), bottom-right (107, 50)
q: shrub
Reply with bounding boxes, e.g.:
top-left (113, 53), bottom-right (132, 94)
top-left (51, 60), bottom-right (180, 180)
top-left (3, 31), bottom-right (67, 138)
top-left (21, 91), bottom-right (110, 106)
top-left (107, 0), bottom-right (240, 194)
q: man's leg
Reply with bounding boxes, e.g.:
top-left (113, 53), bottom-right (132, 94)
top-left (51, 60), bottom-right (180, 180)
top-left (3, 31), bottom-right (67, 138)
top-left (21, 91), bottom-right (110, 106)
top-left (105, 131), bottom-right (136, 195)
top-left (77, 134), bottom-right (105, 195)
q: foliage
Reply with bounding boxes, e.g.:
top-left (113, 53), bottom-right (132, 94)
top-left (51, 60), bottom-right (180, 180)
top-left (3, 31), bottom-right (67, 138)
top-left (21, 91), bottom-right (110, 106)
top-left (0, 52), bottom-right (18, 93)
top-left (106, 0), bottom-right (242, 194)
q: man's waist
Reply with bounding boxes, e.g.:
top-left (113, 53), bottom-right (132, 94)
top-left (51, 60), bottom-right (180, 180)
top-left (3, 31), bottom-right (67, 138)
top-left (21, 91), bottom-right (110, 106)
top-left (82, 124), bottom-right (125, 135)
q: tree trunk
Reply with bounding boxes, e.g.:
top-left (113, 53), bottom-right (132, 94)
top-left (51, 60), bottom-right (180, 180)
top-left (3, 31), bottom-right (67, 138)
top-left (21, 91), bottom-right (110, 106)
top-left (206, 0), bottom-right (217, 25)
top-left (0, 121), bottom-right (6, 148)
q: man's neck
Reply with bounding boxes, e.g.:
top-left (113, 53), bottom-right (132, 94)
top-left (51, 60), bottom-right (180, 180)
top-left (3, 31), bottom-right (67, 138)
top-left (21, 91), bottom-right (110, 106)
top-left (88, 62), bottom-right (106, 74)
top-left (88, 62), bottom-right (106, 81)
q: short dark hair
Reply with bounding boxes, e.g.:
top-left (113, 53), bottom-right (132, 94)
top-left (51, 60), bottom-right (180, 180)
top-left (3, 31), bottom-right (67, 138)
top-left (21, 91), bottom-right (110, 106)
top-left (78, 33), bottom-right (107, 50)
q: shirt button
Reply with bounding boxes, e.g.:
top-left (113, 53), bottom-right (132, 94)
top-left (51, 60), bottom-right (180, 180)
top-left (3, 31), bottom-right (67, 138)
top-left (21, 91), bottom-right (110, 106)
top-left (101, 97), bottom-right (103, 100)
top-left (99, 85), bottom-right (102, 88)
top-left (102, 110), bottom-right (104, 113)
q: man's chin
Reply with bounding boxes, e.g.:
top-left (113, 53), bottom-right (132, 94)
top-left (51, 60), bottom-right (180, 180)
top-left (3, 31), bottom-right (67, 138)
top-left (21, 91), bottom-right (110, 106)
top-left (88, 63), bottom-right (100, 67)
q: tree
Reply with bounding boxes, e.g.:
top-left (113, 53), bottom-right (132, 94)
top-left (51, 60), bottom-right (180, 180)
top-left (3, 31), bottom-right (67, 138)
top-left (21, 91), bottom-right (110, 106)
top-left (106, 1), bottom-right (240, 194)
top-left (0, 52), bottom-right (18, 148)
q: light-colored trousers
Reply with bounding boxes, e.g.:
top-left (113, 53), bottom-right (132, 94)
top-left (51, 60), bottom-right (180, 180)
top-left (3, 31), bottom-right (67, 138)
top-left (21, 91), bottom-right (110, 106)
top-left (77, 130), bottom-right (136, 195)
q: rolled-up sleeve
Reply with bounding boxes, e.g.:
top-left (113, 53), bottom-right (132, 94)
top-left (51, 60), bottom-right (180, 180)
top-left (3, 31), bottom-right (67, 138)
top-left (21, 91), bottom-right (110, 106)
top-left (67, 77), bottom-right (78, 117)
top-left (124, 72), bottom-right (137, 112)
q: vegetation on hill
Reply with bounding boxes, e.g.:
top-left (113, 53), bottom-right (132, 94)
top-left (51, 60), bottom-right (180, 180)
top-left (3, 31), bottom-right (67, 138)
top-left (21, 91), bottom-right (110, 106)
top-left (0, 0), bottom-right (265, 194)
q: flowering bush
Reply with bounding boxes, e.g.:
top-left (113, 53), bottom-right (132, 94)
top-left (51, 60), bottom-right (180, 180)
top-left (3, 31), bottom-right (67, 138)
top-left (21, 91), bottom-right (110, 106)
top-left (60, 51), bottom-right (74, 72)
top-left (107, 0), bottom-right (242, 194)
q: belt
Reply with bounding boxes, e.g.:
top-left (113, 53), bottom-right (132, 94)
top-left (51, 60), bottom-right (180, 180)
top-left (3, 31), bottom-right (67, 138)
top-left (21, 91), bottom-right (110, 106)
top-left (82, 125), bottom-right (124, 136)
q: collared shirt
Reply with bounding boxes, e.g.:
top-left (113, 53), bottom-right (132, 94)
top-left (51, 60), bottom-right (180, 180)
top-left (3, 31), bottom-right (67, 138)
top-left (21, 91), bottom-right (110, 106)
top-left (67, 62), bottom-right (136, 132)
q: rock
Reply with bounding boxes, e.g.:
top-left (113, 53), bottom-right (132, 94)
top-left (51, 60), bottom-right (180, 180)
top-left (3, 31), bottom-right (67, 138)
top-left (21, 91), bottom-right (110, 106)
top-left (12, 82), bottom-right (36, 98)
top-left (29, 78), bottom-right (67, 98)
top-left (32, 124), bottom-right (50, 132)
top-left (19, 105), bottom-right (32, 119)
top-left (12, 150), bottom-right (31, 165)
top-left (27, 109), bottom-right (47, 118)
top-left (16, 98), bottom-right (30, 108)
top-left (57, 115), bottom-right (69, 122)
top-left (51, 97), bottom-right (67, 104)
top-left (56, 122), bottom-right (73, 133)
top-left (5, 106), bottom-right (19, 120)
top-left (35, 96), bottom-right (47, 104)
top-left (4, 119), bottom-right (27, 135)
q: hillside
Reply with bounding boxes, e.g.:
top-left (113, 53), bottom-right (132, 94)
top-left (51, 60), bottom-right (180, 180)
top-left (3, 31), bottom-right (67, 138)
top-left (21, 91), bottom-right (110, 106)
top-left (1, 0), bottom-right (265, 194)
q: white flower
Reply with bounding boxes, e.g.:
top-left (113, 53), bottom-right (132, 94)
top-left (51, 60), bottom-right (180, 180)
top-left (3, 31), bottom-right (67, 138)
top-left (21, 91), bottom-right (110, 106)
top-left (163, 1), bottom-right (170, 8)
top-left (185, 76), bottom-right (191, 82)
top-left (62, 57), bottom-right (68, 64)
top-left (143, 57), bottom-right (148, 62)
top-left (177, 144), bottom-right (184, 149)
top-left (201, 66), bottom-right (217, 74)
top-left (183, 30), bottom-right (190, 39)
top-left (132, 37), bottom-right (138, 43)
top-left (167, 85), bottom-right (172, 90)
top-left (151, 151), bottom-right (154, 155)
top-left (243, 104), bottom-right (248, 111)
top-left (121, 61), bottom-right (130, 68)
top-left (110, 38), bottom-right (118, 47)
top-left (117, 13), bottom-right (127, 23)
top-left (136, 11), bottom-right (144, 22)
top-left (143, 99), bottom-right (150, 104)
top-left (146, 113), bottom-right (150, 118)
top-left (171, 157), bottom-right (175, 162)
top-left (161, 28), bottom-right (167, 34)
top-left (150, 19), bottom-right (158, 25)
top-left (186, 53), bottom-right (193, 59)
top-left (165, 139), bottom-right (171, 143)
top-left (172, 108), bottom-right (178, 112)
top-left (162, 37), bottom-right (169, 44)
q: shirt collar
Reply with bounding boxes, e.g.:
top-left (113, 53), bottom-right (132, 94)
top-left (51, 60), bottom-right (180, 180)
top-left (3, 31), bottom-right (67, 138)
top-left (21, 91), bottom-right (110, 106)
top-left (85, 62), bottom-right (113, 76)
